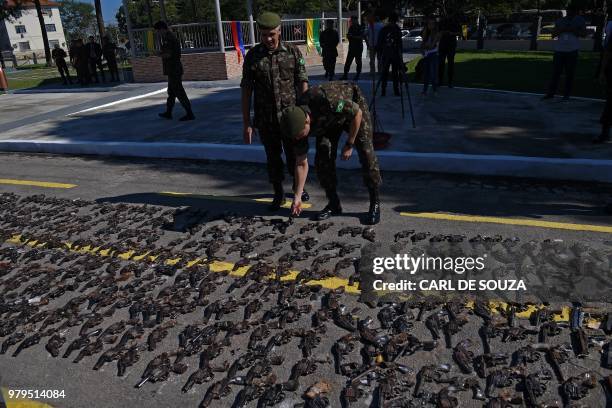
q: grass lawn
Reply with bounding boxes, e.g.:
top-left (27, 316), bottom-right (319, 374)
top-left (3, 65), bottom-right (132, 91)
top-left (406, 50), bottom-right (604, 99)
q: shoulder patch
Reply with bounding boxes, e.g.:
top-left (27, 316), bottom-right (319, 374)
top-left (335, 100), bottom-right (345, 113)
top-left (299, 58), bottom-right (305, 65)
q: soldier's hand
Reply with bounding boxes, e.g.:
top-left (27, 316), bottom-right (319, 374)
top-left (243, 126), bottom-right (253, 144)
top-left (341, 145), bottom-right (353, 161)
top-left (291, 199), bottom-right (303, 216)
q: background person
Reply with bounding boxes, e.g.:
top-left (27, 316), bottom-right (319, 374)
top-left (51, 43), bottom-right (72, 85)
top-left (542, 3), bottom-right (586, 100)
top-left (154, 21), bottom-right (195, 121)
top-left (86, 36), bottom-right (104, 83)
top-left (421, 17), bottom-right (440, 95)
top-left (342, 16), bottom-right (364, 81)
top-left (438, 15), bottom-right (460, 87)
top-left (376, 12), bottom-right (403, 96)
top-left (102, 35), bottom-right (120, 82)
top-left (320, 20), bottom-right (340, 80)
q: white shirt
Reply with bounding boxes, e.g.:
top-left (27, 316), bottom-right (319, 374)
top-left (554, 15), bottom-right (586, 53)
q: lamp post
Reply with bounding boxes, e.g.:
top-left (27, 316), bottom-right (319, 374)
top-left (214, 0), bottom-right (225, 52)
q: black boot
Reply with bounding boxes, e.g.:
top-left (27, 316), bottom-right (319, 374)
top-left (158, 112), bottom-right (172, 119)
top-left (301, 189), bottom-right (310, 202)
top-left (317, 189), bottom-right (342, 221)
top-left (366, 188), bottom-right (380, 225)
top-left (268, 182), bottom-right (286, 211)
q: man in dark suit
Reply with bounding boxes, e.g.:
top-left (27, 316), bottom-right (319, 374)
top-left (86, 35), bottom-right (104, 83)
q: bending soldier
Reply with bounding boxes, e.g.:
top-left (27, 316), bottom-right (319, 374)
top-left (280, 81), bottom-right (382, 225)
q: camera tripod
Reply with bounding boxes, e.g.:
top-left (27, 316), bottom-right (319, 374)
top-left (368, 56), bottom-right (416, 129)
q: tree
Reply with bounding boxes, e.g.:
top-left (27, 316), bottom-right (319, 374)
top-left (33, 0), bottom-right (51, 65)
top-left (60, 0), bottom-right (96, 42)
top-left (1, 0), bottom-right (23, 20)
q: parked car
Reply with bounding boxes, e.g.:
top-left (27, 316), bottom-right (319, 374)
top-left (538, 24), bottom-right (555, 40)
top-left (402, 27), bottom-right (423, 50)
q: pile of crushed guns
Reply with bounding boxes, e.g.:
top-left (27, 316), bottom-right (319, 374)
top-left (0, 192), bottom-right (611, 407)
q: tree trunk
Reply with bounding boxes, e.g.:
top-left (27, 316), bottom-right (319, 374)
top-left (94, 0), bottom-right (105, 38)
top-left (33, 0), bottom-right (51, 66)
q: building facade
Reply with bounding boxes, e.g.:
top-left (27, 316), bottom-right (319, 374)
top-left (0, 0), bottom-right (68, 59)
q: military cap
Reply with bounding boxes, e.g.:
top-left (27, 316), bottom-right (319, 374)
top-left (280, 106), bottom-right (309, 140)
top-left (257, 12), bottom-right (281, 29)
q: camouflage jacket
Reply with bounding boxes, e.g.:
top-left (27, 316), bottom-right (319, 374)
top-left (300, 82), bottom-right (362, 138)
top-left (241, 42), bottom-right (308, 130)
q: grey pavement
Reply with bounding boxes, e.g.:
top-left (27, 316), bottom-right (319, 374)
top-left (0, 153), bottom-right (610, 408)
top-left (1, 62), bottom-right (610, 159)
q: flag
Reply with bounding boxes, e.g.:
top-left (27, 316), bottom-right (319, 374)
top-left (230, 21), bottom-right (245, 62)
top-left (145, 29), bottom-right (155, 55)
top-left (306, 19), bottom-right (321, 55)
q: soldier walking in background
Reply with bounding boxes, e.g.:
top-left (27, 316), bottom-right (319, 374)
top-left (51, 43), bottom-right (72, 85)
top-left (241, 11), bottom-right (310, 211)
top-left (280, 81), bottom-right (382, 225)
top-left (320, 20), bottom-right (340, 80)
top-left (154, 21), bottom-right (195, 121)
top-left (341, 16), bottom-right (364, 81)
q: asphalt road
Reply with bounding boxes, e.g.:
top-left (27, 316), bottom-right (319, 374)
top-left (0, 153), bottom-right (611, 408)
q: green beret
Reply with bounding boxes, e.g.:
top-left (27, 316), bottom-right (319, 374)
top-left (280, 106), bottom-right (308, 140)
top-left (257, 12), bottom-right (281, 29)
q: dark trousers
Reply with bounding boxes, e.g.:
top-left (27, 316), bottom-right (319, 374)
top-left (259, 130), bottom-right (296, 185)
top-left (89, 58), bottom-right (105, 82)
top-left (438, 48), bottom-right (455, 85)
top-left (77, 63), bottom-right (90, 86)
top-left (56, 60), bottom-right (71, 84)
top-left (166, 74), bottom-right (192, 114)
top-left (546, 51), bottom-right (578, 98)
top-left (323, 56), bottom-right (337, 78)
top-left (380, 54), bottom-right (401, 95)
top-left (106, 56), bottom-right (119, 81)
top-left (344, 47), bottom-right (363, 77)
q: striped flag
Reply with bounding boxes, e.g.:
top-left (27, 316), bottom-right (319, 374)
top-left (306, 19), bottom-right (321, 55)
top-left (230, 21), bottom-right (245, 62)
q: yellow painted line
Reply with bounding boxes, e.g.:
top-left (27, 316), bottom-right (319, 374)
top-left (0, 178), bottom-right (76, 189)
top-left (159, 191), bottom-right (312, 209)
top-left (400, 212), bottom-right (612, 234)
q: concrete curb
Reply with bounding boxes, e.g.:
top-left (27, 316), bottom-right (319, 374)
top-left (1, 140), bottom-right (612, 183)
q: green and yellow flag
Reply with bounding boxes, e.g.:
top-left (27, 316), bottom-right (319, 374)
top-left (145, 29), bottom-right (155, 55)
top-left (306, 19), bottom-right (321, 55)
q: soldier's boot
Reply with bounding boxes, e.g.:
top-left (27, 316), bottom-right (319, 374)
top-left (268, 182), bottom-right (286, 212)
top-left (366, 187), bottom-right (381, 225)
top-left (158, 112), bottom-right (172, 119)
top-left (317, 189), bottom-right (342, 221)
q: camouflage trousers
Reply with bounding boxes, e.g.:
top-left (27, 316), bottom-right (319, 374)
top-left (259, 128), bottom-right (296, 185)
top-left (315, 86), bottom-right (382, 192)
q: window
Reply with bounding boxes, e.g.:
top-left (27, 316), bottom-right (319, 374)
top-left (15, 25), bottom-right (26, 34)
top-left (18, 41), bottom-right (30, 51)
top-left (49, 40), bottom-right (60, 48)
top-left (43, 8), bottom-right (53, 17)
top-left (45, 24), bottom-right (56, 32)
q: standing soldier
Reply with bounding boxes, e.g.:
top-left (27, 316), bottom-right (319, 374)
top-left (241, 11), bottom-right (309, 211)
top-left (320, 20), bottom-right (340, 80)
top-left (51, 43), bottom-right (72, 85)
top-left (280, 81), bottom-right (382, 225)
top-left (154, 21), bottom-right (195, 121)
top-left (341, 16), bottom-right (364, 81)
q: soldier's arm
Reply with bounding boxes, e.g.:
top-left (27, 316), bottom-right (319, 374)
top-left (292, 153), bottom-right (309, 216)
top-left (346, 108), bottom-right (363, 145)
top-left (293, 47), bottom-right (309, 96)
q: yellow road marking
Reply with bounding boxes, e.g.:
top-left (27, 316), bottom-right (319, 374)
top-left (3, 235), bottom-right (604, 324)
top-left (400, 212), bottom-right (612, 234)
top-left (159, 191), bottom-right (312, 209)
top-left (0, 178), bottom-right (76, 189)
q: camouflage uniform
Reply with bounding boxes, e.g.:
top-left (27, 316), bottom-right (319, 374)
top-left (240, 42), bottom-right (308, 184)
top-left (299, 81), bottom-right (382, 191)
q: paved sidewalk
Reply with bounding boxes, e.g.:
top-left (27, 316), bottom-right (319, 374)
top-left (1, 62), bottom-right (611, 182)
